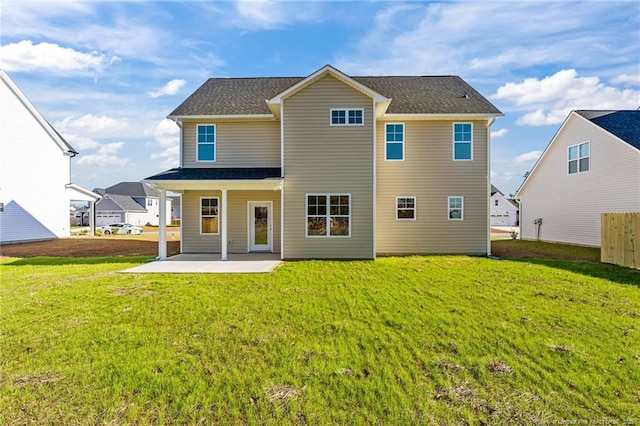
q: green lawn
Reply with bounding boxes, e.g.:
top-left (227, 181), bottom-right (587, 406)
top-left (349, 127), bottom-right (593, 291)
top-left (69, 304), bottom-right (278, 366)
top-left (1, 255), bottom-right (639, 424)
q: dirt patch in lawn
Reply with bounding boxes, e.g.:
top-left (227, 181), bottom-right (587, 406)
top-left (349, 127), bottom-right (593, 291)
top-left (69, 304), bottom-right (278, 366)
top-left (0, 236), bottom-right (180, 258)
top-left (491, 240), bottom-right (601, 262)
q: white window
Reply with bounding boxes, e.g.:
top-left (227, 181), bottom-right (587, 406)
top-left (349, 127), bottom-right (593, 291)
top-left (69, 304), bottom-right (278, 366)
top-left (306, 194), bottom-right (351, 237)
top-left (385, 123), bottom-right (405, 161)
top-left (453, 123), bottom-right (473, 160)
top-left (197, 124), bottom-right (216, 162)
top-left (200, 197), bottom-right (219, 234)
top-left (568, 141), bottom-right (589, 174)
top-left (330, 109), bottom-right (363, 126)
top-left (396, 197), bottom-right (416, 220)
top-left (448, 196), bottom-right (464, 220)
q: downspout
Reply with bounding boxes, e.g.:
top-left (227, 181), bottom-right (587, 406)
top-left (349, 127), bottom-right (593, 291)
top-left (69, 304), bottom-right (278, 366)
top-left (486, 117), bottom-right (495, 257)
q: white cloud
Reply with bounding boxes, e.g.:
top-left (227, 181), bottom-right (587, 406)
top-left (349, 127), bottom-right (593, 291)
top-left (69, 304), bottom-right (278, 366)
top-left (62, 134), bottom-right (100, 151)
top-left (336, 2), bottom-right (637, 81)
top-left (149, 79), bottom-right (186, 98)
top-left (612, 73), bottom-right (640, 86)
top-left (55, 114), bottom-right (128, 138)
top-left (233, 0), bottom-right (322, 29)
top-left (76, 141), bottom-right (129, 167)
top-left (492, 69), bottom-right (640, 126)
top-left (514, 151), bottom-right (542, 163)
top-left (149, 119), bottom-right (180, 169)
top-left (491, 128), bottom-right (508, 138)
top-left (0, 40), bottom-right (118, 74)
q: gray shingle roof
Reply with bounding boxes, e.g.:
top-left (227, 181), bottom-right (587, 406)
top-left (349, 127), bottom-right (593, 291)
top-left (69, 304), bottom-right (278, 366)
top-left (575, 110), bottom-right (640, 150)
top-left (145, 168), bottom-right (282, 181)
top-left (169, 74), bottom-right (501, 116)
top-left (102, 194), bottom-right (147, 212)
top-left (106, 182), bottom-right (161, 198)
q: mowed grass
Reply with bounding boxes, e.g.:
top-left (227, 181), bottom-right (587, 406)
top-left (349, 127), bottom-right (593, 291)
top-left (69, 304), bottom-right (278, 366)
top-left (1, 255), bottom-right (639, 424)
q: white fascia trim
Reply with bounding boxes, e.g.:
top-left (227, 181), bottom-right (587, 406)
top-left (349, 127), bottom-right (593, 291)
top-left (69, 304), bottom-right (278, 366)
top-left (486, 122), bottom-right (491, 257)
top-left (382, 113), bottom-right (504, 121)
top-left (267, 64), bottom-right (391, 107)
top-left (1, 70), bottom-right (77, 156)
top-left (514, 112), bottom-right (575, 199)
top-left (66, 183), bottom-right (101, 201)
top-left (372, 97), bottom-right (377, 259)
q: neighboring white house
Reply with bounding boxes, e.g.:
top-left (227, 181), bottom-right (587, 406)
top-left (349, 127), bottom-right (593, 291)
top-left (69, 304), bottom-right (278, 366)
top-left (516, 110), bottom-right (640, 247)
top-left (0, 70), bottom-right (99, 243)
top-left (94, 182), bottom-right (172, 227)
top-left (490, 185), bottom-right (519, 226)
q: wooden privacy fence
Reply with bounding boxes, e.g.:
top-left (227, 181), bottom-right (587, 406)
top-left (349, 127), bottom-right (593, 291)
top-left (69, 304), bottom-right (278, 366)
top-left (601, 212), bottom-right (640, 268)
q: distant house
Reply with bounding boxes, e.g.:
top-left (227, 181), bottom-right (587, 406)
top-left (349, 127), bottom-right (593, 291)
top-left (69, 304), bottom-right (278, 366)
top-left (515, 110), bottom-right (640, 247)
top-left (94, 182), bottom-right (171, 226)
top-left (0, 70), bottom-right (99, 243)
top-left (490, 185), bottom-right (519, 226)
top-left (144, 65), bottom-right (502, 259)
top-left (171, 196), bottom-right (181, 225)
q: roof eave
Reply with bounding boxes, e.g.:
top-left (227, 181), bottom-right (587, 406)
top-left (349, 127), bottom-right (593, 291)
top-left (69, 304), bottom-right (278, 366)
top-left (168, 114), bottom-right (276, 122)
top-left (143, 178), bottom-right (283, 192)
top-left (383, 112), bottom-right (503, 121)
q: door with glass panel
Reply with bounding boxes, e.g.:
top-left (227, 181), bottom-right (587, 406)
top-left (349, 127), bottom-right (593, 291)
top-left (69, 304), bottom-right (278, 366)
top-left (249, 202), bottom-right (271, 252)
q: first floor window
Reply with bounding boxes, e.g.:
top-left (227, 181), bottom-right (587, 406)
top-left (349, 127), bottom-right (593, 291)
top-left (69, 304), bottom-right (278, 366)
top-left (448, 196), bottom-right (463, 220)
top-left (568, 141), bottom-right (589, 174)
top-left (306, 194), bottom-right (350, 237)
top-left (396, 196), bottom-right (416, 220)
top-left (201, 198), bottom-right (219, 234)
top-left (197, 124), bottom-right (216, 161)
top-left (453, 123), bottom-right (473, 160)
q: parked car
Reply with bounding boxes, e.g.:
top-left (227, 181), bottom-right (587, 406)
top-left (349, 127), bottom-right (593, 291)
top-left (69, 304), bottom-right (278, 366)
top-left (101, 223), bottom-right (144, 235)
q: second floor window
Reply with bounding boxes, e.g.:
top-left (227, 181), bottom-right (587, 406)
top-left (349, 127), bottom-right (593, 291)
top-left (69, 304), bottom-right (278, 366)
top-left (197, 125), bottom-right (216, 162)
top-left (453, 123), bottom-right (473, 160)
top-left (568, 141), bottom-right (589, 174)
top-left (386, 123), bottom-right (404, 161)
top-left (331, 108), bottom-right (363, 125)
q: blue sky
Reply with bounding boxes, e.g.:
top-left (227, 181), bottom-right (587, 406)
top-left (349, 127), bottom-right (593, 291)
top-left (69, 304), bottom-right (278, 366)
top-left (1, 0), bottom-right (639, 196)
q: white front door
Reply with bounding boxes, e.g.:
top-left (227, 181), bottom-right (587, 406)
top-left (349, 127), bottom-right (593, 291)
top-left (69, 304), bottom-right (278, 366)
top-left (249, 202), bottom-right (272, 252)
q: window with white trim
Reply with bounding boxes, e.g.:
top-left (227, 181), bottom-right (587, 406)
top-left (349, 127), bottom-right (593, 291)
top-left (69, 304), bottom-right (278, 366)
top-left (201, 197), bottom-right (219, 234)
top-left (396, 196), bottom-right (416, 220)
top-left (330, 109), bottom-right (363, 125)
top-left (386, 123), bottom-right (405, 160)
top-left (568, 141), bottom-right (589, 174)
top-left (453, 123), bottom-right (473, 160)
top-left (306, 194), bottom-right (350, 237)
top-left (448, 196), bottom-right (464, 220)
top-left (197, 124), bottom-right (216, 162)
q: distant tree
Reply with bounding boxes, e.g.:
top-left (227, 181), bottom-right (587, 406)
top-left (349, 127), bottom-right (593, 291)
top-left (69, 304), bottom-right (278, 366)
top-left (523, 171), bottom-right (530, 180)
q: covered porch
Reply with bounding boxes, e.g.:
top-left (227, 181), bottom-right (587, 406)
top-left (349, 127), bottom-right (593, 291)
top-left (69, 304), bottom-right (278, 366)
top-left (144, 167), bottom-right (282, 261)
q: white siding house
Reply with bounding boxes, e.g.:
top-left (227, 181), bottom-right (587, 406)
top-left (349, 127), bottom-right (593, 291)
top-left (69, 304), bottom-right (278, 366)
top-left (490, 185), bottom-right (519, 226)
top-left (0, 70), bottom-right (98, 243)
top-left (516, 110), bottom-right (640, 247)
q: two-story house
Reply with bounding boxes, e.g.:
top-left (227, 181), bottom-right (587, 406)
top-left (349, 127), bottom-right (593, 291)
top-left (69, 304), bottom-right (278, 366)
top-left (145, 65), bottom-right (502, 260)
top-left (0, 70), bottom-right (99, 243)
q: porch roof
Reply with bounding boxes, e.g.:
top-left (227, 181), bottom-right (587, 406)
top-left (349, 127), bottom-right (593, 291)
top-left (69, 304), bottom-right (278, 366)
top-left (143, 167), bottom-right (282, 191)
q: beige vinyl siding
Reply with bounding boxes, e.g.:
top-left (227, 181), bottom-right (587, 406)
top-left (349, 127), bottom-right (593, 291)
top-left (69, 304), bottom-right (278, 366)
top-left (519, 115), bottom-right (640, 247)
top-left (376, 120), bottom-right (489, 254)
top-left (282, 75), bottom-right (374, 259)
top-left (182, 120), bottom-right (280, 168)
top-left (182, 190), bottom-right (281, 253)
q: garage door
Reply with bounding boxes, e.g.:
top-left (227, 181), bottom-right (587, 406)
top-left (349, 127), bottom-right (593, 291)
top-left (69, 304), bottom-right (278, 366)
top-left (96, 213), bottom-right (123, 227)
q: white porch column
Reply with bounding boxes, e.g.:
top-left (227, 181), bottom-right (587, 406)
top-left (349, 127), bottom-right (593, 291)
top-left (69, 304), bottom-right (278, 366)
top-left (158, 189), bottom-right (167, 259)
top-left (221, 189), bottom-right (228, 260)
top-left (89, 200), bottom-right (96, 236)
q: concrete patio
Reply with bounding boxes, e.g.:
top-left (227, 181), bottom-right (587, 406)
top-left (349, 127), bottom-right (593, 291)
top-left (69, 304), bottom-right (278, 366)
top-left (120, 253), bottom-right (282, 274)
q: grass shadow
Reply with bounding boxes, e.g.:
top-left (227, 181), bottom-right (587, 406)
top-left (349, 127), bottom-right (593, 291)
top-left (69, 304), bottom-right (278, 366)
top-left (503, 257), bottom-right (640, 288)
top-left (2, 256), bottom-right (153, 267)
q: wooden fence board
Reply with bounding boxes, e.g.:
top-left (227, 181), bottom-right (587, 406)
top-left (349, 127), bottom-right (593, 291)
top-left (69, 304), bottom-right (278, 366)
top-left (601, 212), bottom-right (640, 268)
